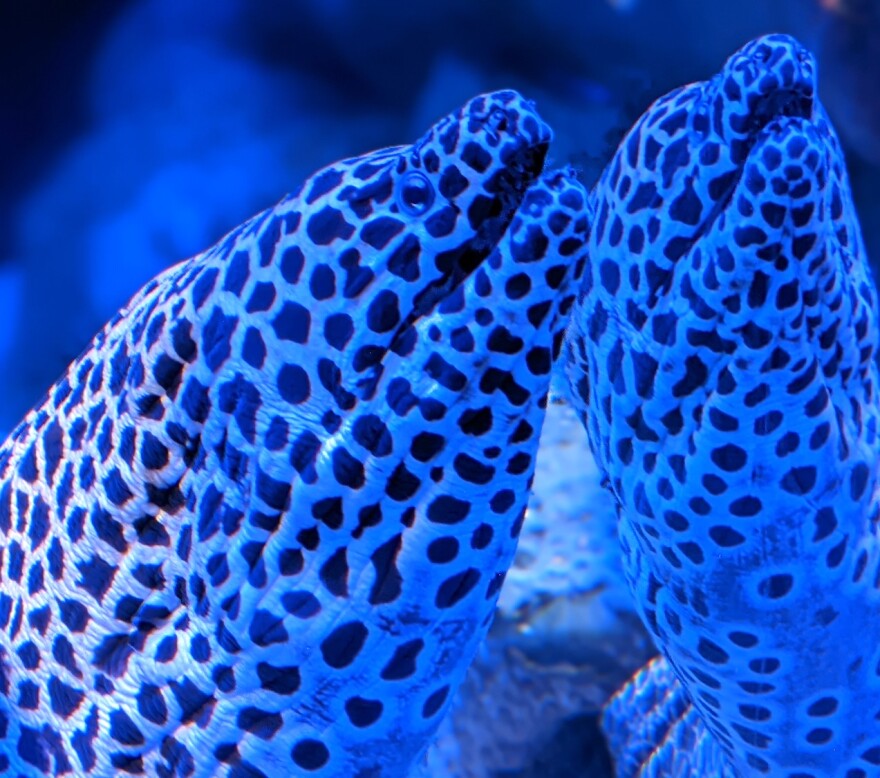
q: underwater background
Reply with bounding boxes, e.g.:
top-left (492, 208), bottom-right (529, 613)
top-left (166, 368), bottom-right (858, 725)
top-left (1, 1), bottom-right (878, 775)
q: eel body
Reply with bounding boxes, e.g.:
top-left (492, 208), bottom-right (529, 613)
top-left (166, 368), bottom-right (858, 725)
top-left (566, 34), bottom-right (880, 776)
top-left (0, 90), bottom-right (587, 776)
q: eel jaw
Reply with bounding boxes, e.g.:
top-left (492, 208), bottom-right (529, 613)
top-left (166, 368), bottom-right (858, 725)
top-left (352, 137), bottom-right (549, 400)
top-left (400, 139), bottom-right (549, 328)
top-left (749, 88), bottom-right (815, 136)
top-left (465, 139), bottom-right (551, 260)
top-left (692, 87), bottom-right (817, 248)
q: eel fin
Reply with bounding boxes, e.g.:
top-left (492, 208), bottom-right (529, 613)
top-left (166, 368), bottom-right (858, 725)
top-left (601, 655), bottom-right (735, 778)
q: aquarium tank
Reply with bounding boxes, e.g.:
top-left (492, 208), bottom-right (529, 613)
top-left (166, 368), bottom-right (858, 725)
top-left (1, 1), bottom-right (878, 776)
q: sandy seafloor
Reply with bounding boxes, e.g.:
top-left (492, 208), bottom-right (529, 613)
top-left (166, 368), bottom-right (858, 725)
top-left (1, 1), bottom-right (879, 775)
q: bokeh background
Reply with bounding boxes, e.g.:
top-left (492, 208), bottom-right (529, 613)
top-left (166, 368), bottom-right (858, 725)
top-left (2, 0), bottom-right (879, 437)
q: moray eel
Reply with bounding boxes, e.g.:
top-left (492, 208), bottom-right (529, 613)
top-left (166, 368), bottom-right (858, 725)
top-left (0, 90), bottom-right (588, 777)
top-left (566, 34), bottom-right (880, 776)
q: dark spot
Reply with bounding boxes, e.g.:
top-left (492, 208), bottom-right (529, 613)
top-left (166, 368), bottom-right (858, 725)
top-left (369, 534), bottom-right (403, 605)
top-left (435, 568), bottom-right (480, 609)
top-left (426, 495), bottom-right (470, 524)
top-left (427, 537), bottom-right (459, 563)
top-left (282, 591), bottom-right (321, 619)
top-left (410, 432), bottom-right (445, 462)
top-left (307, 206), bottom-right (354, 245)
top-left (697, 637), bottom-right (729, 665)
top-left (730, 496), bottom-right (762, 517)
top-left (278, 364), bottom-right (311, 405)
top-left (425, 353), bottom-right (466, 391)
top-left (709, 525), bottom-right (746, 547)
top-left (291, 739), bottom-right (330, 771)
top-left (245, 281), bottom-right (276, 313)
top-left (272, 302), bottom-right (311, 344)
top-left (279, 245), bottom-right (305, 284)
top-left (257, 662), bottom-right (301, 695)
top-left (780, 466), bottom-right (817, 495)
top-left (807, 697), bottom-right (838, 717)
top-left (319, 547), bottom-right (349, 598)
top-left (345, 696), bottom-right (383, 728)
top-left (387, 234), bottom-right (421, 281)
top-left (324, 313), bottom-right (354, 350)
top-left (710, 444), bottom-right (747, 472)
top-left (361, 216), bottom-right (404, 249)
top-left (757, 573), bottom-right (793, 599)
top-left (380, 638), bottom-right (424, 680)
top-left (242, 327), bottom-right (267, 368)
top-left (136, 684), bottom-right (168, 725)
top-left (48, 677), bottom-right (85, 719)
top-left (452, 453), bottom-right (494, 485)
top-left (320, 621), bottom-right (368, 669)
top-left (110, 710), bottom-right (145, 746)
top-left (76, 556), bottom-right (117, 603)
top-left (422, 685), bottom-right (450, 718)
top-left (851, 462), bottom-right (870, 501)
top-left (669, 177), bottom-right (703, 226)
top-left (672, 356), bottom-right (708, 397)
top-left (237, 707), bottom-right (283, 740)
top-left (384, 462), bottom-right (421, 501)
top-left (249, 610), bottom-right (288, 647)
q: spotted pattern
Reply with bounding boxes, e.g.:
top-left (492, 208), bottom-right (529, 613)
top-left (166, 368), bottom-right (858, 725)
top-left (0, 91), bottom-right (588, 776)
top-left (566, 35), bottom-right (880, 775)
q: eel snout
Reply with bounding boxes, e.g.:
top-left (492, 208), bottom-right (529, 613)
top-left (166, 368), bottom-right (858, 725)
top-left (461, 90), bottom-right (552, 163)
top-left (458, 91), bottom-right (553, 265)
top-left (382, 92), bottom-right (554, 358)
top-left (715, 34), bottom-right (816, 144)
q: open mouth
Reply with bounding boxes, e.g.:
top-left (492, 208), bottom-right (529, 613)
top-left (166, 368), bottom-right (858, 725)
top-left (748, 88), bottom-right (814, 136)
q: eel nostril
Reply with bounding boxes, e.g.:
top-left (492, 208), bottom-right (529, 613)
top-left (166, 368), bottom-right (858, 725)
top-left (486, 108), bottom-right (509, 135)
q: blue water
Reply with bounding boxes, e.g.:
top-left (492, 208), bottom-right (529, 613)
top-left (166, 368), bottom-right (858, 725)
top-left (3, 0), bottom-right (878, 438)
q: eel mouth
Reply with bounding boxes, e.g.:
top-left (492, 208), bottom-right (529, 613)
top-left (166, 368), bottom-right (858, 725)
top-left (678, 86), bottom-right (816, 260)
top-left (748, 88), bottom-right (814, 136)
top-left (351, 136), bottom-right (548, 398)
top-left (394, 94), bottom-right (552, 326)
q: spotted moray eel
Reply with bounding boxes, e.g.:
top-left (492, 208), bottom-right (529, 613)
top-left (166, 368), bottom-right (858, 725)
top-left (0, 90), bottom-right (588, 777)
top-left (565, 34), bottom-right (880, 776)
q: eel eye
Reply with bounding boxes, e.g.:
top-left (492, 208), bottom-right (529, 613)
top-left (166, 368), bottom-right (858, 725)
top-left (397, 171), bottom-right (435, 216)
